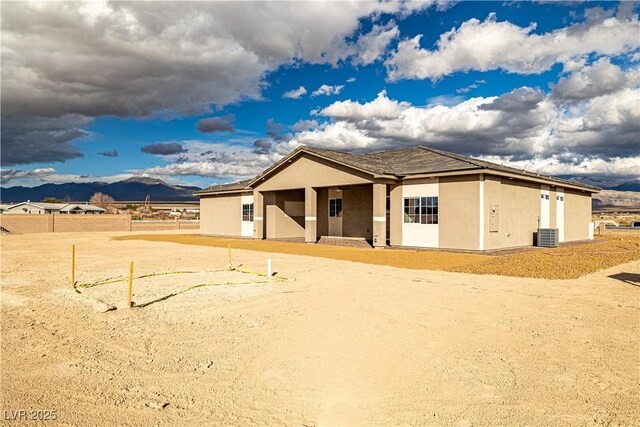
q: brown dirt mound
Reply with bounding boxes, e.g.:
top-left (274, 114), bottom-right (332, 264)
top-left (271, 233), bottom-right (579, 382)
top-left (452, 235), bottom-right (640, 279)
top-left (114, 233), bottom-right (640, 279)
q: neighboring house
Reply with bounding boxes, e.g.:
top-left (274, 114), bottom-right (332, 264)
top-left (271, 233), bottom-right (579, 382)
top-left (59, 204), bottom-right (106, 215)
top-left (3, 201), bottom-right (106, 215)
top-left (194, 146), bottom-right (599, 251)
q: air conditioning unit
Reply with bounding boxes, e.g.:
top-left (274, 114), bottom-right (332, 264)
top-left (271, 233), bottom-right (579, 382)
top-left (537, 228), bottom-right (558, 247)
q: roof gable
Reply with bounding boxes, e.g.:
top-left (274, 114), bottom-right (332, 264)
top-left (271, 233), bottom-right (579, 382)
top-left (195, 144), bottom-right (599, 196)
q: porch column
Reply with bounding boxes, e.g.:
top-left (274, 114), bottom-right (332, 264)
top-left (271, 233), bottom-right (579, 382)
top-left (253, 190), bottom-right (264, 239)
top-left (305, 187), bottom-right (317, 243)
top-left (373, 182), bottom-right (386, 248)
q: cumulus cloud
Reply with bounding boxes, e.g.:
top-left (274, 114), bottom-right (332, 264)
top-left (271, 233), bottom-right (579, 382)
top-left (0, 167), bottom-right (56, 184)
top-left (291, 78), bottom-right (640, 180)
top-left (385, 11), bottom-right (640, 81)
top-left (353, 21), bottom-right (400, 66)
top-left (142, 141), bottom-right (285, 180)
top-left (196, 115), bottom-right (236, 133)
top-left (292, 120), bottom-right (319, 132)
top-left (479, 87), bottom-right (545, 112)
top-left (320, 90), bottom-right (409, 121)
top-left (97, 150), bottom-right (119, 157)
top-left (2, 1), bottom-right (438, 165)
top-left (311, 84), bottom-right (345, 97)
top-left (253, 138), bottom-right (273, 155)
top-left (283, 86), bottom-right (307, 99)
top-left (1, 115), bottom-right (91, 166)
top-left (551, 59), bottom-right (640, 100)
top-left (141, 142), bottom-right (186, 156)
top-left (266, 118), bottom-right (286, 140)
top-left (347, 77), bottom-right (357, 83)
top-left (477, 155), bottom-right (640, 187)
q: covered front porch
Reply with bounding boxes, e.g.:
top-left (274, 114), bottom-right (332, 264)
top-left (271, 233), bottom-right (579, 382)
top-left (248, 148), bottom-right (398, 248)
top-left (253, 182), bottom-right (390, 248)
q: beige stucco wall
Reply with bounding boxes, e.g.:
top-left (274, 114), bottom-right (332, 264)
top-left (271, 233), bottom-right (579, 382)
top-left (484, 177), bottom-right (541, 249)
top-left (564, 188), bottom-right (592, 241)
top-left (549, 188), bottom-right (557, 229)
top-left (264, 189), bottom-right (305, 239)
top-left (254, 154), bottom-right (373, 192)
top-left (389, 184), bottom-right (402, 246)
top-left (316, 187), bottom-right (328, 237)
top-left (438, 175), bottom-right (480, 250)
top-left (200, 194), bottom-right (242, 236)
top-left (342, 184), bottom-right (373, 240)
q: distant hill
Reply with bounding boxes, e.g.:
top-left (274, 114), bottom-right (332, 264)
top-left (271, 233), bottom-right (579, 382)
top-left (610, 182), bottom-right (640, 192)
top-left (0, 177), bottom-right (201, 203)
top-left (593, 190), bottom-right (640, 210)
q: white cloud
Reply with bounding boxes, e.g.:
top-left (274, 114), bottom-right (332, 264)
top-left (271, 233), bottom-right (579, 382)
top-left (0, 167), bottom-right (136, 187)
top-left (551, 59), bottom-right (640, 100)
top-left (426, 94), bottom-right (466, 106)
top-left (347, 77), bottom-right (357, 83)
top-left (1, 168), bottom-right (56, 184)
top-left (353, 21), bottom-right (400, 66)
top-left (477, 155), bottom-right (640, 184)
top-left (291, 80), bottom-right (640, 180)
top-left (292, 120), bottom-right (319, 132)
top-left (1, 1), bottom-right (439, 165)
top-left (311, 84), bottom-right (345, 97)
top-left (283, 86), bottom-right (307, 99)
top-left (320, 90), bottom-right (409, 121)
top-left (456, 80), bottom-right (486, 94)
top-left (141, 140), bottom-right (286, 180)
top-left (385, 12), bottom-right (640, 81)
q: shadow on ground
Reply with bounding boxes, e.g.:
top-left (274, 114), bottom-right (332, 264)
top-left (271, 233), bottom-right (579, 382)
top-left (608, 272), bottom-right (640, 287)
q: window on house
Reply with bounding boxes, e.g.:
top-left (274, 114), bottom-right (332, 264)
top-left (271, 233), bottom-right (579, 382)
top-left (403, 197), bottom-right (438, 224)
top-left (329, 198), bottom-right (343, 217)
top-left (242, 203), bottom-right (254, 221)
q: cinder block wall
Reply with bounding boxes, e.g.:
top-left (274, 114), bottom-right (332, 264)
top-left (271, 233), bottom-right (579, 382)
top-left (0, 214), bottom-right (52, 233)
top-left (0, 214), bottom-right (132, 233)
top-left (130, 221), bottom-right (199, 231)
top-left (52, 214), bottom-right (132, 232)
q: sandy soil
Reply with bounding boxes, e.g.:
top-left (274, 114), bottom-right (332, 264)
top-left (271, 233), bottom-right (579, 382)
top-left (1, 231), bottom-right (639, 426)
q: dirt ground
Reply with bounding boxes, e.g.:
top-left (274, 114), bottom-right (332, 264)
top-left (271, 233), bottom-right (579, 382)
top-left (116, 232), bottom-right (640, 279)
top-left (2, 231), bottom-right (639, 426)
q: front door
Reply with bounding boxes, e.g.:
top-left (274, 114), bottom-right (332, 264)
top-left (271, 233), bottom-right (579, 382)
top-left (328, 197), bottom-right (343, 236)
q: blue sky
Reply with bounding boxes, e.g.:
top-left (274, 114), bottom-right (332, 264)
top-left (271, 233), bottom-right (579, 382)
top-left (1, 1), bottom-right (639, 189)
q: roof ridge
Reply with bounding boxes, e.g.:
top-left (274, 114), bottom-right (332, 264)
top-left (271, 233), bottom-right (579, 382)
top-left (417, 145), bottom-right (485, 168)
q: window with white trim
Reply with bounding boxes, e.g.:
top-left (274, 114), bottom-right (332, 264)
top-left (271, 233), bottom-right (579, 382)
top-left (403, 197), bottom-right (438, 224)
top-left (242, 203), bottom-right (254, 221)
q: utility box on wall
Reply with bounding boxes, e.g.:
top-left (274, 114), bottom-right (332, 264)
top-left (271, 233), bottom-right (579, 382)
top-left (489, 205), bottom-right (499, 232)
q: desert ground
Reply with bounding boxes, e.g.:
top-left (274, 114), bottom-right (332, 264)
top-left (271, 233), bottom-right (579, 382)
top-left (1, 230), bottom-right (639, 426)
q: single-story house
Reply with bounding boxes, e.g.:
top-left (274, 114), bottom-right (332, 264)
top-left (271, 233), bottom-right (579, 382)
top-left (194, 146), bottom-right (599, 251)
top-left (3, 201), bottom-right (106, 215)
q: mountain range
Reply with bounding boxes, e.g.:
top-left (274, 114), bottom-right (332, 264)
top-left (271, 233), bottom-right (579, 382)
top-left (2, 176), bottom-right (638, 207)
top-left (0, 177), bottom-right (201, 203)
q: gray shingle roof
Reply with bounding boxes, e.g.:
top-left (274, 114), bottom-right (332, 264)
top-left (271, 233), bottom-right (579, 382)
top-left (193, 179), bottom-right (252, 195)
top-left (196, 145), bottom-right (600, 195)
